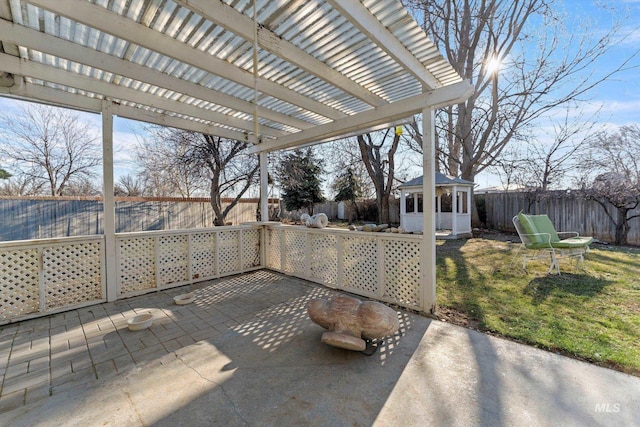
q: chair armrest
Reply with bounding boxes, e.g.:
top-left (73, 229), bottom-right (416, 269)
top-left (521, 232), bottom-right (553, 247)
top-left (558, 231), bottom-right (579, 238)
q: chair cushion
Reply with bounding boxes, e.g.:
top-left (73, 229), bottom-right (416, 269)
top-left (528, 215), bottom-right (560, 243)
top-left (517, 212), bottom-right (545, 245)
top-left (551, 236), bottom-right (593, 248)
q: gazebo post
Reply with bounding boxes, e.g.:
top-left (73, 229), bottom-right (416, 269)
top-left (451, 185), bottom-right (458, 237)
top-left (101, 100), bottom-right (117, 302)
top-left (467, 188), bottom-right (472, 231)
top-left (436, 193), bottom-right (442, 230)
top-left (421, 107), bottom-right (436, 313)
top-left (259, 152), bottom-right (269, 222)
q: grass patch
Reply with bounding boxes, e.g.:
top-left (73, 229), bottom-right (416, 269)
top-left (436, 234), bottom-right (640, 376)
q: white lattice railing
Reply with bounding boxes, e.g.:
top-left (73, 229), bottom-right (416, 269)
top-left (1, 223), bottom-right (422, 323)
top-left (0, 225), bottom-right (263, 324)
top-left (265, 225), bottom-right (424, 311)
top-left (116, 224), bottom-right (263, 298)
top-left (0, 236), bottom-right (106, 324)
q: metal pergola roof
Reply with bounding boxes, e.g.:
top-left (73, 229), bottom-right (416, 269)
top-left (0, 0), bottom-right (472, 152)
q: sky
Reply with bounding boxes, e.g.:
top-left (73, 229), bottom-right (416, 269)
top-left (473, 0), bottom-right (640, 188)
top-left (0, 0), bottom-right (639, 193)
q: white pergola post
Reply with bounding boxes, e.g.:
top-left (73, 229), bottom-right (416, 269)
top-left (101, 100), bottom-right (117, 302)
top-left (259, 152), bottom-right (269, 222)
top-left (421, 107), bottom-right (436, 313)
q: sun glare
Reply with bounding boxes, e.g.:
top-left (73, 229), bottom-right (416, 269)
top-left (485, 56), bottom-right (502, 75)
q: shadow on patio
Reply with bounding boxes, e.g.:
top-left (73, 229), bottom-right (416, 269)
top-left (0, 271), bottom-right (433, 426)
top-left (1, 270), bottom-right (639, 426)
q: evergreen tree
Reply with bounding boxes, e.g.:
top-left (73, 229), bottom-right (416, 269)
top-left (0, 168), bottom-right (10, 179)
top-left (276, 148), bottom-right (324, 215)
top-left (332, 167), bottom-right (362, 223)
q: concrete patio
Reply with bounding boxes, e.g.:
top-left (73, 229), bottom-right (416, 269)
top-left (0, 270), bottom-right (638, 426)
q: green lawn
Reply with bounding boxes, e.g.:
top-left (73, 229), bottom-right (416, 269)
top-left (435, 234), bottom-right (640, 376)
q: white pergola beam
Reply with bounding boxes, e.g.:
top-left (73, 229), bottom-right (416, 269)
top-left (249, 80), bottom-right (473, 153)
top-left (0, 79), bottom-right (101, 112)
top-left (0, 53), bottom-right (284, 138)
top-left (326, 0), bottom-right (441, 89)
top-left (0, 20), bottom-right (313, 132)
top-left (0, 82), bottom-right (257, 142)
top-left (111, 104), bottom-right (256, 143)
top-left (28, 0), bottom-right (347, 122)
top-left (0, 0), bottom-right (18, 56)
top-left (174, 0), bottom-right (386, 107)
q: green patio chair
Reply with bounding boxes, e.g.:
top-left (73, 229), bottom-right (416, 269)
top-left (511, 212), bottom-right (593, 274)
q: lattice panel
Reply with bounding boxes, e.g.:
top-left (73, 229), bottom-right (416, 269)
top-left (158, 235), bottom-right (188, 286)
top-left (343, 236), bottom-right (379, 295)
top-left (310, 234), bottom-right (337, 285)
top-left (283, 230), bottom-right (306, 275)
top-left (383, 240), bottom-right (421, 307)
top-left (218, 230), bottom-right (240, 274)
top-left (191, 232), bottom-right (216, 280)
top-left (267, 229), bottom-right (282, 270)
top-left (0, 249), bottom-right (40, 320)
top-left (118, 237), bottom-right (156, 294)
top-left (242, 229), bottom-right (261, 269)
top-left (43, 242), bottom-right (103, 309)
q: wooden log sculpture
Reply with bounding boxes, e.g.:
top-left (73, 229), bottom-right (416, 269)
top-left (307, 295), bottom-right (399, 351)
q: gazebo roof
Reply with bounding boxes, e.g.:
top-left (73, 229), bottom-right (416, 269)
top-left (0, 0), bottom-right (471, 152)
top-left (400, 173), bottom-right (475, 188)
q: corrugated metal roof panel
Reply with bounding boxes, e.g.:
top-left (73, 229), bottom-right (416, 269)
top-left (1, 0), bottom-right (467, 147)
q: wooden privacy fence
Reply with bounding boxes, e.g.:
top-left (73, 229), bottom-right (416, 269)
top-left (480, 191), bottom-right (640, 245)
top-left (0, 197), bottom-right (277, 241)
top-left (280, 199), bottom-right (401, 224)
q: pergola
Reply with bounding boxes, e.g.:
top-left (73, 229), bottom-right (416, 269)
top-left (0, 0), bottom-right (472, 317)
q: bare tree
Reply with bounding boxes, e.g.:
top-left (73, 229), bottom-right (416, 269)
top-left (138, 126), bottom-right (258, 224)
top-left (136, 126), bottom-right (207, 197)
top-left (178, 132), bottom-right (259, 226)
top-left (357, 128), bottom-right (401, 224)
top-left (114, 174), bottom-right (145, 197)
top-left (490, 106), bottom-right (600, 190)
top-left (579, 125), bottom-right (640, 245)
top-left (405, 0), bottom-right (639, 224)
top-left (0, 175), bottom-right (44, 196)
top-left (63, 177), bottom-right (102, 196)
top-left (0, 104), bottom-right (101, 196)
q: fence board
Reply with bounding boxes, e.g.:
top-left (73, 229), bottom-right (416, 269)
top-left (0, 197), bottom-right (272, 241)
top-left (480, 192), bottom-right (640, 245)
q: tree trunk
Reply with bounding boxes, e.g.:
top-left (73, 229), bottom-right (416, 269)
top-left (380, 194), bottom-right (390, 225)
top-left (210, 178), bottom-right (225, 226)
top-left (615, 208), bottom-right (629, 246)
